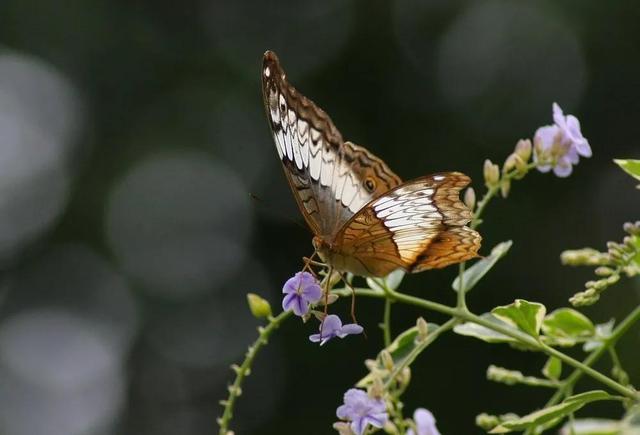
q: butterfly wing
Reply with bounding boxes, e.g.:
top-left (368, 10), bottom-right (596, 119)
top-left (331, 172), bottom-right (481, 277)
top-left (262, 51), bottom-right (401, 239)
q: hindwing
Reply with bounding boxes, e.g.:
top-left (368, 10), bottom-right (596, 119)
top-left (334, 173), bottom-right (481, 276)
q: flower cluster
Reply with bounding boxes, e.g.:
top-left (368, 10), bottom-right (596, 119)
top-left (483, 103), bottom-right (591, 201)
top-left (563, 221), bottom-right (640, 306)
top-left (533, 103), bottom-right (592, 177)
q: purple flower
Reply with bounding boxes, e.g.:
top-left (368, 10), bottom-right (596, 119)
top-left (533, 102), bottom-right (591, 177)
top-left (336, 388), bottom-right (388, 435)
top-left (309, 314), bottom-right (363, 345)
top-left (282, 271), bottom-right (322, 316)
top-left (407, 408), bottom-right (441, 435)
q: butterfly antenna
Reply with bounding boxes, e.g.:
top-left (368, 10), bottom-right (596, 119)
top-left (248, 192), bottom-right (311, 234)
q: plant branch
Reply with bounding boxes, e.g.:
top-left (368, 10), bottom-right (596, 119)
top-left (382, 297), bottom-right (392, 347)
top-left (336, 287), bottom-right (639, 400)
top-left (218, 310), bottom-right (292, 435)
top-left (543, 304), bottom-right (640, 408)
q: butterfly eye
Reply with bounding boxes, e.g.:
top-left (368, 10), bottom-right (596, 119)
top-left (364, 177), bottom-right (376, 192)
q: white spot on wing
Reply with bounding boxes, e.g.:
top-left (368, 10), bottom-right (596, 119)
top-left (433, 175), bottom-right (445, 181)
top-left (320, 144), bottom-right (334, 187)
top-left (298, 120), bottom-right (309, 168)
top-left (283, 125), bottom-right (294, 161)
top-left (264, 66), bottom-right (271, 77)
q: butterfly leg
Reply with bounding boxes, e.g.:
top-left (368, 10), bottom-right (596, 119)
top-left (301, 252), bottom-right (326, 278)
top-left (319, 265), bottom-right (334, 340)
top-left (336, 271), bottom-right (363, 332)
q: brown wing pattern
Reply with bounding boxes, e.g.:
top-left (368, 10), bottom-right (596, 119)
top-left (334, 173), bottom-right (481, 276)
top-left (261, 51), bottom-right (401, 238)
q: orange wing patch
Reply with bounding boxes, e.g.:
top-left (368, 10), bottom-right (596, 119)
top-left (334, 173), bottom-right (481, 277)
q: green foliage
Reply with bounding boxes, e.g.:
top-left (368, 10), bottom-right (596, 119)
top-left (542, 308), bottom-right (595, 346)
top-left (542, 357), bottom-right (562, 381)
top-left (492, 299), bottom-right (546, 338)
top-left (454, 313), bottom-right (521, 345)
top-left (614, 159), bottom-right (640, 187)
top-left (367, 269), bottom-right (405, 293)
top-left (560, 418), bottom-right (621, 435)
top-left (489, 391), bottom-right (612, 433)
top-left (452, 241), bottom-right (513, 293)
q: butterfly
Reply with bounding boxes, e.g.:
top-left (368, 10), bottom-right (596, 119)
top-left (261, 50), bottom-right (481, 278)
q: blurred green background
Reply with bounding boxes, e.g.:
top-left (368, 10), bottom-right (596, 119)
top-left (0, 1), bottom-right (639, 434)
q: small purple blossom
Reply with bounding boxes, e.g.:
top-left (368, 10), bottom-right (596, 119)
top-left (282, 271), bottom-right (322, 316)
top-left (407, 408), bottom-right (441, 435)
top-left (533, 102), bottom-right (591, 177)
top-left (336, 388), bottom-right (388, 435)
top-left (309, 314), bottom-right (363, 345)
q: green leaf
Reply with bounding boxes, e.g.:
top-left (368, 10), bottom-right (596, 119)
top-left (542, 308), bottom-right (595, 346)
top-left (583, 319), bottom-right (615, 352)
top-left (492, 299), bottom-right (546, 337)
top-left (542, 356), bottom-right (562, 381)
top-left (452, 241), bottom-right (513, 293)
top-left (367, 269), bottom-right (406, 292)
top-left (614, 159), bottom-right (640, 181)
top-left (560, 419), bottom-right (621, 435)
top-left (453, 313), bottom-right (519, 344)
top-left (490, 390), bottom-right (612, 433)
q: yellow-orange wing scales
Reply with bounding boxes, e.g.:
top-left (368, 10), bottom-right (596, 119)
top-left (333, 172), bottom-right (481, 277)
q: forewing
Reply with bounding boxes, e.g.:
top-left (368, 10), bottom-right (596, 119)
top-left (335, 172), bottom-right (481, 276)
top-left (262, 51), bottom-right (401, 238)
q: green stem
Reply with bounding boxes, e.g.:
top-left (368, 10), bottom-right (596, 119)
top-left (471, 162), bottom-right (537, 229)
top-left (384, 318), bottom-right (458, 389)
top-left (457, 262), bottom-right (468, 310)
top-left (218, 310), bottom-right (292, 435)
top-left (382, 297), bottom-right (392, 347)
top-left (542, 304), bottom-right (640, 409)
top-left (335, 287), bottom-right (638, 400)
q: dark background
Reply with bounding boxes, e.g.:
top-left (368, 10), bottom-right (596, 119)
top-left (0, 1), bottom-right (638, 434)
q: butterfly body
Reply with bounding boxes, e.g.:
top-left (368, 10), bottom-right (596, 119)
top-left (262, 50), bottom-right (481, 277)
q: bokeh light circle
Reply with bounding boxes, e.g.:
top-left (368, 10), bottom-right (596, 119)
top-left (106, 152), bottom-right (252, 299)
top-left (0, 51), bottom-right (83, 262)
top-left (434, 1), bottom-right (587, 133)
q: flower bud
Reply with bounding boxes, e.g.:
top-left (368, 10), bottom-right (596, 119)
top-left (503, 154), bottom-right (518, 173)
top-left (463, 187), bottom-right (476, 211)
top-left (486, 365), bottom-right (523, 385)
top-left (317, 293), bottom-right (339, 306)
top-left (514, 139), bottom-right (532, 161)
top-left (594, 266), bottom-right (614, 276)
top-left (383, 420), bottom-right (399, 434)
top-left (398, 367), bottom-right (411, 386)
top-left (475, 413), bottom-right (500, 431)
top-left (416, 317), bottom-right (429, 340)
top-left (333, 422), bottom-right (355, 435)
top-left (246, 293), bottom-right (272, 319)
top-left (483, 159), bottom-right (500, 186)
top-left (369, 377), bottom-right (385, 399)
top-left (364, 359), bottom-right (377, 371)
top-left (380, 350), bottom-right (394, 371)
top-left (500, 179), bottom-right (511, 198)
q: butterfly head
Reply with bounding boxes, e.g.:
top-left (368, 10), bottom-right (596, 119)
top-left (312, 235), bottom-right (331, 264)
